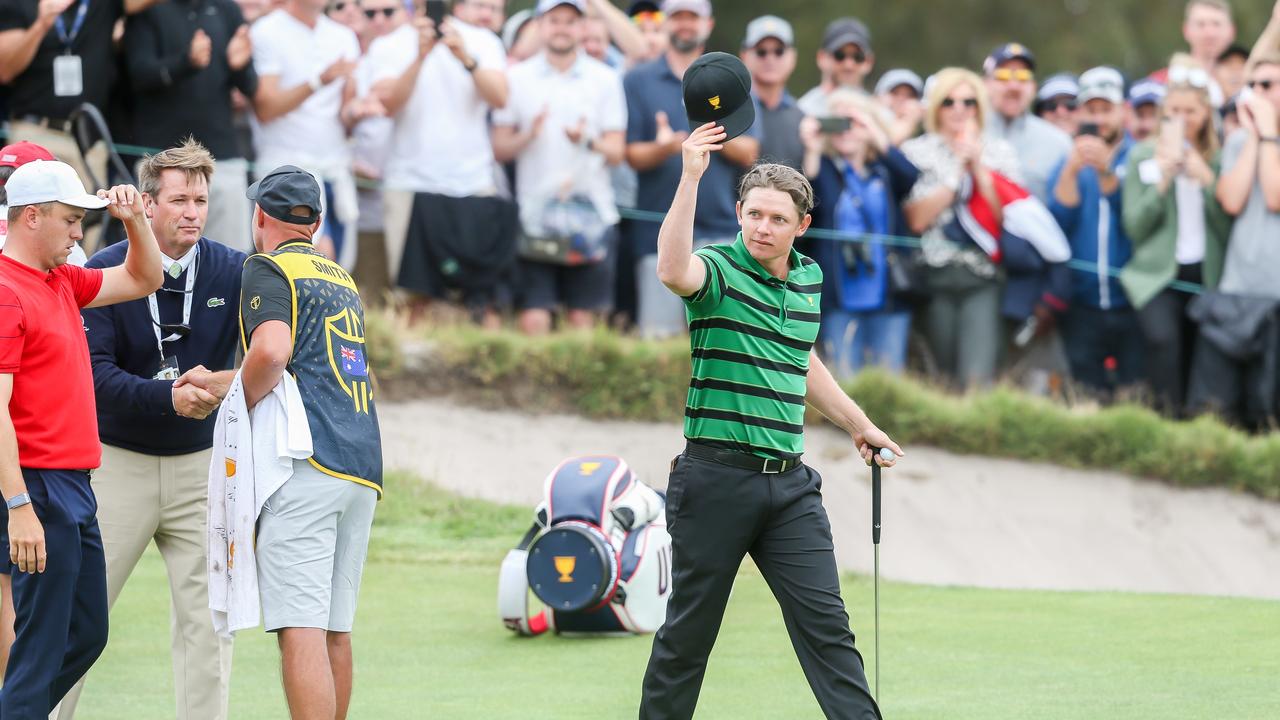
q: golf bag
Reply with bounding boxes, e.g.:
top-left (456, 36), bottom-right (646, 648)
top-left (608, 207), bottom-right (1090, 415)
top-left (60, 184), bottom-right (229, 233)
top-left (497, 456), bottom-right (672, 636)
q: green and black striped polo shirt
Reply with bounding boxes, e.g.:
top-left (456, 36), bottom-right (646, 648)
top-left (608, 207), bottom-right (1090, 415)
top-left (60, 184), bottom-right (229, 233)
top-left (682, 233), bottom-right (822, 459)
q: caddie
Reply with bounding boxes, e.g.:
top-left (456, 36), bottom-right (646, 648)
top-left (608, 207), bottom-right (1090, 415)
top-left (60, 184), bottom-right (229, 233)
top-left (638, 50), bottom-right (903, 720)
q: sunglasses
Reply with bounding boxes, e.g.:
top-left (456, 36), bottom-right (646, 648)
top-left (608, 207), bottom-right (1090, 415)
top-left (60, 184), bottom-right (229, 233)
top-left (991, 68), bottom-right (1034, 82)
top-left (832, 48), bottom-right (866, 64)
top-left (1168, 64), bottom-right (1210, 89)
top-left (941, 97), bottom-right (979, 109)
top-left (364, 6), bottom-right (396, 17)
top-left (328, 1), bottom-right (349, 12)
top-left (1248, 79), bottom-right (1276, 91)
top-left (754, 46), bottom-right (787, 58)
top-left (1041, 98), bottom-right (1077, 112)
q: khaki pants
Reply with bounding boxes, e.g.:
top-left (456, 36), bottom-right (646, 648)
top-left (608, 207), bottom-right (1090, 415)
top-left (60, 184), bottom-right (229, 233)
top-left (6, 120), bottom-right (109, 253)
top-left (381, 188), bottom-right (414, 285)
top-left (54, 445), bottom-right (232, 720)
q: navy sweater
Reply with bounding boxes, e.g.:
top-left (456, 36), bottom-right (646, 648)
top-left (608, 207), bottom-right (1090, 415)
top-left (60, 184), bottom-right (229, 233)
top-left (84, 237), bottom-right (247, 456)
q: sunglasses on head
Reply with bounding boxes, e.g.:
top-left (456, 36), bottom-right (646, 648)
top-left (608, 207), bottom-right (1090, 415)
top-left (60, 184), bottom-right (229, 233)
top-left (754, 46), bottom-right (786, 58)
top-left (364, 6), bottom-right (396, 17)
top-left (1168, 64), bottom-right (1210, 90)
top-left (941, 97), bottom-right (979, 109)
top-left (991, 68), bottom-right (1034, 82)
top-left (1248, 79), bottom-right (1276, 91)
top-left (832, 48), bottom-right (866, 64)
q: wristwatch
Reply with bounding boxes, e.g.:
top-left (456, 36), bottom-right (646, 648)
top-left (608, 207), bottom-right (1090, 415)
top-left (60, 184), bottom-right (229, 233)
top-left (6, 492), bottom-right (31, 510)
top-left (462, 56), bottom-right (478, 73)
top-left (1260, 136), bottom-right (1280, 144)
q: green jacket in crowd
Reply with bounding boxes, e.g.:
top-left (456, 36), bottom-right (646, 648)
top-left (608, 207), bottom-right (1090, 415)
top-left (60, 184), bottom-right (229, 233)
top-left (1120, 139), bottom-right (1232, 310)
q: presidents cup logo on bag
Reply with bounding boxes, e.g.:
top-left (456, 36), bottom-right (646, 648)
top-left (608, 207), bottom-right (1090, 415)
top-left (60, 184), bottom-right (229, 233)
top-left (555, 556), bottom-right (576, 583)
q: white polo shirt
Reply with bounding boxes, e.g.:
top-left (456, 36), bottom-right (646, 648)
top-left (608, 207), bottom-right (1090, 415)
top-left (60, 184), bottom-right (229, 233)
top-left (367, 19), bottom-right (506, 196)
top-left (250, 9), bottom-right (361, 169)
top-left (493, 51), bottom-right (626, 226)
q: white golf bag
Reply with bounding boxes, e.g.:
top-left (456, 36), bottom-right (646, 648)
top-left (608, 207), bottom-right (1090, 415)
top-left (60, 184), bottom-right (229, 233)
top-left (497, 456), bottom-right (673, 636)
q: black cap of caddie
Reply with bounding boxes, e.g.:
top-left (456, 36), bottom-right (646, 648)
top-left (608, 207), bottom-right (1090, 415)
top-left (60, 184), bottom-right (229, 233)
top-left (682, 52), bottom-right (756, 142)
top-left (246, 165), bottom-right (323, 226)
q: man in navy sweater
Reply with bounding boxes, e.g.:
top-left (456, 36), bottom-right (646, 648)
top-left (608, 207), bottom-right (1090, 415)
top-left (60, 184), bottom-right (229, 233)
top-left (58, 140), bottom-right (246, 720)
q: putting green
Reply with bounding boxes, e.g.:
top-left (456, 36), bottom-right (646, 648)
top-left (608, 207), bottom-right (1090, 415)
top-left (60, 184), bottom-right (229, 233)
top-left (75, 475), bottom-right (1278, 719)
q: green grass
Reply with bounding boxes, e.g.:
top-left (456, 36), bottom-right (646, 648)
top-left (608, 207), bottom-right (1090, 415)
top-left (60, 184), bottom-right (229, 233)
top-left (75, 473), bottom-right (1279, 719)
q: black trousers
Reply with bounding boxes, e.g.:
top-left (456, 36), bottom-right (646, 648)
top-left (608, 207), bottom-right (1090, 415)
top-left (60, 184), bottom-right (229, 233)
top-left (639, 450), bottom-right (881, 720)
top-left (1136, 264), bottom-right (1201, 416)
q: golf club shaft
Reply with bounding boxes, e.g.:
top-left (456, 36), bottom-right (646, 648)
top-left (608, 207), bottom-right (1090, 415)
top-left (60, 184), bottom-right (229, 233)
top-left (874, 544), bottom-right (879, 703)
top-left (870, 448), bottom-right (883, 704)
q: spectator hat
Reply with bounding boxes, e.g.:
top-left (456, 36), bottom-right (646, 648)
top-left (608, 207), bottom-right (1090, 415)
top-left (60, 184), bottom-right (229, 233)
top-left (1077, 67), bottom-right (1125, 105)
top-left (0, 142), bottom-right (56, 170)
top-left (1128, 78), bottom-right (1166, 108)
top-left (628, 0), bottom-right (661, 15)
top-left (4, 160), bottom-right (108, 210)
top-left (246, 165), bottom-right (323, 226)
top-left (984, 42), bottom-right (1035, 74)
top-left (682, 51), bottom-right (756, 141)
top-left (536, 0), bottom-right (584, 16)
top-left (502, 9), bottom-right (535, 51)
top-left (742, 15), bottom-right (794, 49)
top-left (661, 0), bottom-right (710, 17)
top-left (874, 68), bottom-right (923, 97)
top-left (821, 17), bottom-right (871, 54)
top-left (1036, 73), bottom-right (1079, 102)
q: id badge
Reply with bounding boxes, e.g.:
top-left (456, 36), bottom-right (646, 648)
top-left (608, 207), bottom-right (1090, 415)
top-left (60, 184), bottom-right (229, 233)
top-left (53, 54), bottom-right (83, 97)
top-left (154, 355), bottom-right (181, 381)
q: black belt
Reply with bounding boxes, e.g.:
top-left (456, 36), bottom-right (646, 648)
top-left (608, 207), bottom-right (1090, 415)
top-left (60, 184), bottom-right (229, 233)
top-left (684, 442), bottom-right (802, 475)
top-left (16, 115), bottom-right (73, 134)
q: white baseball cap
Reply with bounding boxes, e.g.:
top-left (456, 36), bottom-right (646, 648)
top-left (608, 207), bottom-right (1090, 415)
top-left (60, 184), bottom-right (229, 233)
top-left (3, 160), bottom-right (108, 210)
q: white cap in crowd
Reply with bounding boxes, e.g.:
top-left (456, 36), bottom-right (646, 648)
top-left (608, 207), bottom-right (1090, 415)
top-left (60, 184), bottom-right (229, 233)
top-left (1078, 67), bottom-right (1126, 105)
top-left (3, 161), bottom-right (107, 210)
top-left (741, 15), bottom-right (794, 49)
top-left (875, 69), bottom-right (924, 98)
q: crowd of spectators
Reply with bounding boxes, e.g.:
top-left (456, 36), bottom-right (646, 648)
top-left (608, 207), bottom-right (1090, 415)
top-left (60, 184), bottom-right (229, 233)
top-left (4, 0), bottom-right (1280, 426)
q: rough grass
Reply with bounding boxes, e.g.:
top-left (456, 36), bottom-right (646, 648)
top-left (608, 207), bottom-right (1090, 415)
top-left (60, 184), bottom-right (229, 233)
top-left (364, 322), bottom-right (1280, 499)
top-left (76, 473), bottom-right (1280, 719)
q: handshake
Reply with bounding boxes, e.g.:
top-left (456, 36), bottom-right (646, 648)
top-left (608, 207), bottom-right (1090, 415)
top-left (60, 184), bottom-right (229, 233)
top-left (170, 365), bottom-right (231, 420)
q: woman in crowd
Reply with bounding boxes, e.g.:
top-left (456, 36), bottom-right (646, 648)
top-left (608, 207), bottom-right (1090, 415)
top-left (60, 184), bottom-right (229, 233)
top-left (801, 89), bottom-right (920, 376)
top-left (900, 67), bottom-right (1021, 388)
top-left (1121, 56), bottom-right (1232, 417)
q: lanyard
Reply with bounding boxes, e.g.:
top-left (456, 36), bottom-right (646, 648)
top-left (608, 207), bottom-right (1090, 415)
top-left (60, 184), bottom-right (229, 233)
top-left (54, 0), bottom-right (90, 49)
top-left (148, 250), bottom-right (198, 361)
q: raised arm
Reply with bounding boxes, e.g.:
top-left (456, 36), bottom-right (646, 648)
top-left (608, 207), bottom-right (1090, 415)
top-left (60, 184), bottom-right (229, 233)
top-left (0, 0), bottom-right (71, 84)
top-left (655, 122), bottom-right (725, 296)
top-left (87, 186), bottom-right (164, 308)
top-left (586, 0), bottom-right (645, 62)
top-left (373, 17), bottom-right (435, 117)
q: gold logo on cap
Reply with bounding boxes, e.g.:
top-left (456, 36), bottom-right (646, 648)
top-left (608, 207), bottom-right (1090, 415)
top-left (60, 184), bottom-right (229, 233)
top-left (579, 461), bottom-right (601, 476)
top-left (708, 95), bottom-right (721, 110)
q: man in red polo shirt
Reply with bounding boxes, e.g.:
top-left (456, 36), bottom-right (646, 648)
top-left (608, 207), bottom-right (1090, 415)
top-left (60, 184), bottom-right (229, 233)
top-left (0, 159), bottom-right (164, 717)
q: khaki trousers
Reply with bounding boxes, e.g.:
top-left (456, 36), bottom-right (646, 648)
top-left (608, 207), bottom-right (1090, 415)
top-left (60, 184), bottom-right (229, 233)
top-left (54, 445), bottom-right (232, 720)
top-left (381, 188), bottom-right (414, 285)
top-left (6, 120), bottom-right (109, 253)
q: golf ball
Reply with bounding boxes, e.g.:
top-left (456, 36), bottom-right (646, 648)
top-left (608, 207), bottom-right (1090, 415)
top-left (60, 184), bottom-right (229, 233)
top-left (879, 447), bottom-right (895, 462)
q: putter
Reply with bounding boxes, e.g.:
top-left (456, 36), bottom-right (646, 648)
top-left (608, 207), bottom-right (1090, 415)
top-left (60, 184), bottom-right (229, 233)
top-left (871, 446), bottom-right (891, 704)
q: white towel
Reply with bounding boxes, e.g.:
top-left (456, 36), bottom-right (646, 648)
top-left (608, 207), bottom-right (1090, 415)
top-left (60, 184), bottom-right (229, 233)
top-left (207, 371), bottom-right (312, 637)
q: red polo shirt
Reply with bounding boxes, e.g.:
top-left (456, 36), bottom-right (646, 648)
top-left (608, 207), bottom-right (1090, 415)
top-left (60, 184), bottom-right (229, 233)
top-left (0, 253), bottom-right (104, 469)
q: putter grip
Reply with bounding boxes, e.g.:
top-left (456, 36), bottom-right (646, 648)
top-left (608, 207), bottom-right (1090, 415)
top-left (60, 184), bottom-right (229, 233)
top-left (871, 448), bottom-right (882, 545)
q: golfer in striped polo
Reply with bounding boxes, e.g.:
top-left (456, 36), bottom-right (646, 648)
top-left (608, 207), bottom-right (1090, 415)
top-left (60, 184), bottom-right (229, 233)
top-left (639, 121), bottom-right (903, 720)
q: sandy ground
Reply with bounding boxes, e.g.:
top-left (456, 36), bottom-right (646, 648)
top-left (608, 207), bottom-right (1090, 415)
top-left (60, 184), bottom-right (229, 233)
top-left (380, 399), bottom-right (1280, 600)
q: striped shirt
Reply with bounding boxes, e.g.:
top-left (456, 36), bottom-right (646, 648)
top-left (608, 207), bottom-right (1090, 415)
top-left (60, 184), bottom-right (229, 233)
top-left (683, 233), bottom-right (822, 459)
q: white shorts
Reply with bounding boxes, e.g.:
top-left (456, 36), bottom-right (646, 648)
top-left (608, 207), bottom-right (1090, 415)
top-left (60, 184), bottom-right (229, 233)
top-left (256, 460), bottom-right (378, 632)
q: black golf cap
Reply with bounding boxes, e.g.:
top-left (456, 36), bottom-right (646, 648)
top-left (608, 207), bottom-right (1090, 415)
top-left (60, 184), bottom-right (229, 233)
top-left (246, 165), bottom-right (323, 225)
top-left (682, 52), bottom-right (756, 141)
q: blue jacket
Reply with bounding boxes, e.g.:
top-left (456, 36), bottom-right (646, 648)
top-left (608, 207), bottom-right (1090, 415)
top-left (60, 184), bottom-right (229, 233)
top-left (1046, 138), bottom-right (1133, 310)
top-left (808, 148), bottom-right (919, 312)
top-left (83, 237), bottom-right (246, 456)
